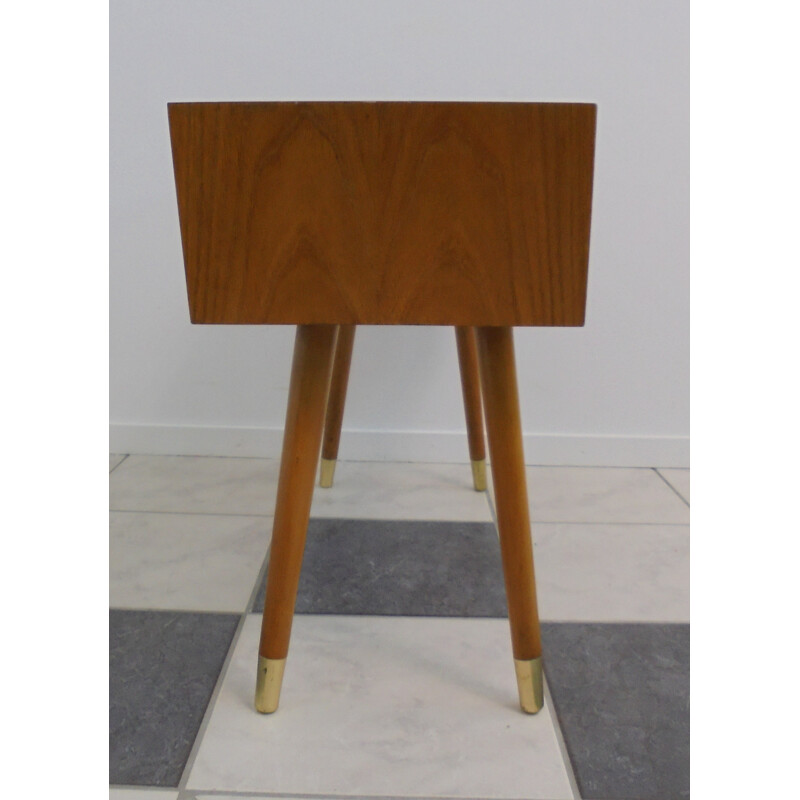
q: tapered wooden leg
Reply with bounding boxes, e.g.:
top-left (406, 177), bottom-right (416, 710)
top-left (475, 326), bottom-right (544, 713)
top-left (319, 324), bottom-right (356, 488)
top-left (256, 324), bottom-right (337, 713)
top-left (455, 326), bottom-right (487, 491)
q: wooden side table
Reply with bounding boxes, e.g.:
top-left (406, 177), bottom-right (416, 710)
top-left (168, 101), bottom-right (596, 715)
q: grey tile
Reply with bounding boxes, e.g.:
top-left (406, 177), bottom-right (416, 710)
top-left (252, 518), bottom-right (508, 617)
top-left (110, 610), bottom-right (239, 787)
top-left (541, 623), bottom-right (689, 800)
top-left (110, 454), bottom-right (126, 472)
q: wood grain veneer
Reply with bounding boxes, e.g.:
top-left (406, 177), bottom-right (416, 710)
top-left (168, 102), bottom-right (596, 326)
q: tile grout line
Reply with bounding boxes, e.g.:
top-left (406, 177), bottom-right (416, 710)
top-left (178, 790), bottom-right (572, 800)
top-left (652, 467), bottom-right (690, 508)
top-left (176, 541), bottom-right (274, 795)
top-left (110, 453), bottom-right (130, 474)
top-left (111, 605), bottom-right (258, 616)
top-left (109, 450), bottom-right (686, 469)
top-left (111, 508), bottom-right (275, 518)
top-left (109, 506), bottom-right (688, 526)
top-left (543, 676), bottom-right (582, 800)
top-left (485, 482), bottom-right (582, 800)
top-left (111, 453), bottom-right (684, 470)
top-left (532, 520), bottom-right (688, 527)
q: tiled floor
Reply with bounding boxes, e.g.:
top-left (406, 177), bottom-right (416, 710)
top-left (110, 455), bottom-right (689, 800)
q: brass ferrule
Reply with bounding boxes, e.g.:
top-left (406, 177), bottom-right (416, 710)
top-left (471, 459), bottom-right (487, 491)
top-left (255, 656), bottom-right (286, 714)
top-left (319, 458), bottom-right (337, 488)
top-left (514, 657), bottom-right (544, 714)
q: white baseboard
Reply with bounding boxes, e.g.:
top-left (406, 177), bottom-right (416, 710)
top-left (110, 423), bottom-right (689, 468)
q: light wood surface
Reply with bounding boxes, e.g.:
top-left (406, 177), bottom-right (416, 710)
top-left (258, 324), bottom-right (337, 660)
top-left (475, 326), bottom-right (542, 660)
top-left (168, 102), bottom-right (596, 326)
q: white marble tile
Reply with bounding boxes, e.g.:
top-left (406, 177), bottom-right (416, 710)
top-left (109, 789), bottom-right (179, 800)
top-left (524, 466), bottom-right (689, 524)
top-left (658, 467), bottom-right (690, 504)
top-left (534, 523), bottom-right (689, 623)
top-left (110, 454), bottom-right (126, 472)
top-left (311, 460), bottom-right (493, 521)
top-left (187, 615), bottom-right (573, 799)
top-left (110, 511), bottom-right (272, 612)
top-left (110, 455), bottom-right (280, 515)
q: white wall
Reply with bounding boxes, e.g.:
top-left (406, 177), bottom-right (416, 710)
top-left (110, 0), bottom-right (688, 467)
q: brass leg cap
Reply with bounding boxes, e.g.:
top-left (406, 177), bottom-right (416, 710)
top-left (471, 459), bottom-right (487, 492)
top-left (514, 657), bottom-right (544, 714)
top-left (319, 458), bottom-right (336, 488)
top-left (255, 656), bottom-right (286, 714)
